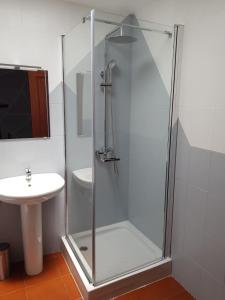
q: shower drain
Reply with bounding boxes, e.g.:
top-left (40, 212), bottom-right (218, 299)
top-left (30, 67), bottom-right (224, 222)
top-left (79, 246), bottom-right (88, 251)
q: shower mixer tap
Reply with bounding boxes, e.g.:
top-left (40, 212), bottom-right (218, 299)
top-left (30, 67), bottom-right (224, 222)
top-left (98, 59), bottom-right (120, 167)
top-left (96, 149), bottom-right (120, 163)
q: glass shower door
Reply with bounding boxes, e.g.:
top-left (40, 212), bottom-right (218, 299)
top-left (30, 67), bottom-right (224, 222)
top-left (92, 10), bottom-right (174, 284)
top-left (63, 17), bottom-right (94, 282)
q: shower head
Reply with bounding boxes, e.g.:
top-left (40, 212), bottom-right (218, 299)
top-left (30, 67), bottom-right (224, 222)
top-left (108, 35), bottom-right (137, 44)
top-left (107, 26), bottom-right (137, 44)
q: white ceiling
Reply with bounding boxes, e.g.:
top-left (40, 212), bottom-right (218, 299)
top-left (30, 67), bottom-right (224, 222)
top-left (65, 0), bottom-right (152, 15)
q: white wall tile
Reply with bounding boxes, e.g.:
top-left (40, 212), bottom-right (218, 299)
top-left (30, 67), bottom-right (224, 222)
top-left (175, 123), bottom-right (190, 181)
top-left (198, 270), bottom-right (225, 300)
top-left (179, 107), bottom-right (213, 150)
top-left (171, 178), bottom-right (186, 257)
top-left (208, 152), bottom-right (225, 200)
top-left (49, 83), bottom-right (64, 104)
top-left (0, 136), bottom-right (65, 177)
top-left (211, 109), bottom-right (225, 153)
top-left (205, 192), bottom-right (225, 243)
top-left (199, 233), bottom-right (225, 284)
top-left (49, 103), bottom-right (64, 136)
top-left (172, 256), bottom-right (202, 298)
top-left (183, 186), bottom-right (207, 264)
top-left (188, 147), bottom-right (211, 191)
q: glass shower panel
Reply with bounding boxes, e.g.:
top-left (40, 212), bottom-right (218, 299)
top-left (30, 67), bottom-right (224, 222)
top-left (93, 11), bottom-right (174, 284)
top-left (63, 20), bottom-right (94, 282)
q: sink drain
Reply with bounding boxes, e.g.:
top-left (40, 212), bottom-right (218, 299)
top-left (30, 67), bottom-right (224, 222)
top-left (79, 246), bottom-right (88, 251)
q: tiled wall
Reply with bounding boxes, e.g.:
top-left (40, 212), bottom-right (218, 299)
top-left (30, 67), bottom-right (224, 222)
top-left (0, 0), bottom-right (89, 261)
top-left (135, 0), bottom-right (225, 298)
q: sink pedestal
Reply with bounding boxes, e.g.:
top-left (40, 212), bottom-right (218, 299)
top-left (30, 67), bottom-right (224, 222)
top-left (20, 204), bottom-right (43, 275)
top-left (0, 173), bottom-right (65, 276)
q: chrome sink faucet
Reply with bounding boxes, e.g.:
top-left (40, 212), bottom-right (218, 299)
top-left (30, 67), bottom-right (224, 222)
top-left (25, 168), bottom-right (32, 182)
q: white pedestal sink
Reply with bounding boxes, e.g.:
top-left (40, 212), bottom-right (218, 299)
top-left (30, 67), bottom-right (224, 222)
top-left (0, 173), bottom-right (65, 276)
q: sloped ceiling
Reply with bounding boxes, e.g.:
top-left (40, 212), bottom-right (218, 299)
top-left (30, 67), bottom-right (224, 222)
top-left (64, 0), bottom-right (152, 15)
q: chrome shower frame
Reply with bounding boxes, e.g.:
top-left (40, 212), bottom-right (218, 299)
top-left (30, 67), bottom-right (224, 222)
top-left (163, 24), bottom-right (184, 257)
top-left (83, 15), bottom-right (173, 37)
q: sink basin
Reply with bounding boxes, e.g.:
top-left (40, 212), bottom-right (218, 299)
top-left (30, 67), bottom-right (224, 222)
top-left (0, 173), bottom-right (64, 205)
top-left (0, 172), bottom-right (65, 276)
top-left (72, 168), bottom-right (92, 189)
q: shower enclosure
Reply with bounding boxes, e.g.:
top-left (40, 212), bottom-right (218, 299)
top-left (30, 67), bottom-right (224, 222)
top-left (62, 9), bottom-right (182, 291)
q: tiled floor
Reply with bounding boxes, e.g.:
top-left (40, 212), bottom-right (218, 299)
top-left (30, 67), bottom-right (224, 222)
top-left (115, 277), bottom-right (195, 300)
top-left (0, 252), bottom-right (81, 300)
top-left (0, 252), bottom-right (194, 300)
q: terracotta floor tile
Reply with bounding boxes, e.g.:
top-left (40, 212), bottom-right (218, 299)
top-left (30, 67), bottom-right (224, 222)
top-left (60, 259), bottom-right (70, 276)
top-left (0, 262), bottom-right (26, 296)
top-left (43, 252), bottom-right (61, 261)
top-left (44, 252), bottom-right (70, 276)
top-left (116, 277), bottom-right (186, 300)
top-left (168, 291), bottom-right (195, 300)
top-left (0, 289), bottom-right (27, 300)
top-left (62, 274), bottom-right (81, 300)
top-left (55, 254), bottom-right (70, 276)
top-left (26, 277), bottom-right (69, 300)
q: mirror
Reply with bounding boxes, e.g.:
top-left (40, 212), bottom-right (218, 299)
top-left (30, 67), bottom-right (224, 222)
top-left (0, 68), bottom-right (50, 139)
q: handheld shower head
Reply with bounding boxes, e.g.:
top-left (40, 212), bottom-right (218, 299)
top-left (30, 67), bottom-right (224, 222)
top-left (107, 60), bottom-right (117, 71)
top-left (105, 60), bottom-right (117, 83)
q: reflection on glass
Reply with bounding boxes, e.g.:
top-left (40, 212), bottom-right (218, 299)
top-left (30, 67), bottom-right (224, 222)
top-left (76, 71), bottom-right (92, 137)
top-left (93, 12), bottom-right (174, 284)
top-left (63, 20), bottom-right (94, 282)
